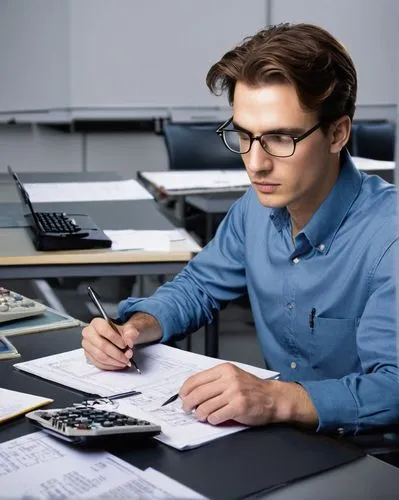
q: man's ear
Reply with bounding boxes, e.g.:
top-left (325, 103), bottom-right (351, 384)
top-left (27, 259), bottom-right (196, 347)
top-left (329, 116), bottom-right (351, 153)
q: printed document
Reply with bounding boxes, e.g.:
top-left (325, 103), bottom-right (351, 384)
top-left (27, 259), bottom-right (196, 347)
top-left (104, 229), bottom-right (201, 252)
top-left (141, 170), bottom-right (250, 192)
top-left (14, 344), bottom-right (279, 450)
top-left (24, 179), bottom-right (153, 202)
top-left (105, 230), bottom-right (170, 251)
top-left (0, 388), bottom-right (52, 424)
top-left (0, 432), bottom-right (206, 499)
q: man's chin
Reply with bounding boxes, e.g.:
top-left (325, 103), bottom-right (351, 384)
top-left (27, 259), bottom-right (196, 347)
top-left (254, 189), bottom-right (286, 209)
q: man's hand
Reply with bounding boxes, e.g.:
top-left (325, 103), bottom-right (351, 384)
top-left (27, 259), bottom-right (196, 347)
top-left (179, 363), bottom-right (318, 428)
top-left (81, 313), bottom-right (161, 371)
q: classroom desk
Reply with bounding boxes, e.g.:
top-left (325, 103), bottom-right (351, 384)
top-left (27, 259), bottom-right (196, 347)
top-left (0, 171), bottom-right (200, 279)
top-left (0, 172), bottom-right (232, 357)
top-left (138, 161), bottom-right (395, 245)
top-left (3, 327), bottom-right (399, 499)
top-left (137, 169), bottom-right (248, 228)
top-left (185, 192), bottom-right (240, 243)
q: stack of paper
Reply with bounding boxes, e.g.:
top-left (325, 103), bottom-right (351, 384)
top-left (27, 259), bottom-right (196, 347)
top-left (25, 179), bottom-right (153, 202)
top-left (104, 228), bottom-right (201, 252)
top-left (0, 432), bottom-right (206, 499)
top-left (0, 388), bottom-right (53, 423)
top-left (14, 344), bottom-right (279, 450)
top-left (141, 170), bottom-right (250, 192)
top-left (105, 229), bottom-right (171, 252)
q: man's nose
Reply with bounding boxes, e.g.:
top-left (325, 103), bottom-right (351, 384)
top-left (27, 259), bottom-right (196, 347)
top-left (245, 141), bottom-right (273, 175)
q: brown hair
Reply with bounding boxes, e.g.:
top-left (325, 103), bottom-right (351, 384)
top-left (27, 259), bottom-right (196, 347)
top-left (206, 23), bottom-right (357, 127)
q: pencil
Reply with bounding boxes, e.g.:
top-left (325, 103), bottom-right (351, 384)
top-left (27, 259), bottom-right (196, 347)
top-left (161, 393), bottom-right (179, 407)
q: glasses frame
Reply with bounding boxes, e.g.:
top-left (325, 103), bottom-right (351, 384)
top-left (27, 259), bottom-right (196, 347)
top-left (216, 117), bottom-right (323, 158)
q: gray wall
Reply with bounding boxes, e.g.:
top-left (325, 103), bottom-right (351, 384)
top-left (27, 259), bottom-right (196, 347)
top-left (0, 0), bottom-right (397, 177)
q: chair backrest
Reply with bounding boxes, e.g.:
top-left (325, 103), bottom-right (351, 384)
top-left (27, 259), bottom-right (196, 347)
top-left (349, 121), bottom-right (396, 161)
top-left (162, 121), bottom-right (244, 170)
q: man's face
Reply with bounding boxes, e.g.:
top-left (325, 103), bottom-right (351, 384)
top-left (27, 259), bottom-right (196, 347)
top-left (233, 82), bottom-right (335, 214)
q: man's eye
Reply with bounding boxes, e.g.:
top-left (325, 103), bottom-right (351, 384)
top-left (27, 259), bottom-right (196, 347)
top-left (237, 132), bottom-right (250, 141)
top-left (267, 135), bottom-right (291, 144)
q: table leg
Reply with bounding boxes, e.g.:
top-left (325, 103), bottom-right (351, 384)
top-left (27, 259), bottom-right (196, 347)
top-left (205, 310), bottom-right (219, 358)
top-left (205, 213), bottom-right (213, 244)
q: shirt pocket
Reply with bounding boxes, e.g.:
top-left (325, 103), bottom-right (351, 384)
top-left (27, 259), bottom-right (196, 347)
top-left (310, 316), bottom-right (359, 377)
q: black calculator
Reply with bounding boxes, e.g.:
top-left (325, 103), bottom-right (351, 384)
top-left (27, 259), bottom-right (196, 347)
top-left (26, 406), bottom-right (161, 445)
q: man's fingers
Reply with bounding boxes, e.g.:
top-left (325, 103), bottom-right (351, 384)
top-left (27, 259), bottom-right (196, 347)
top-left (182, 381), bottom-right (225, 413)
top-left (82, 318), bottom-right (127, 350)
top-left (180, 365), bottom-right (224, 397)
top-left (82, 336), bottom-right (130, 368)
top-left (192, 394), bottom-right (228, 422)
top-left (120, 323), bottom-right (140, 349)
top-left (84, 351), bottom-right (127, 371)
top-left (206, 402), bottom-right (235, 426)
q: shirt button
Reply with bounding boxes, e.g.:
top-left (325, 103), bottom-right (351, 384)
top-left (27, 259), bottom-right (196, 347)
top-left (318, 243), bottom-right (325, 251)
top-left (292, 257), bottom-right (300, 264)
top-left (290, 361), bottom-right (297, 369)
top-left (287, 303), bottom-right (294, 310)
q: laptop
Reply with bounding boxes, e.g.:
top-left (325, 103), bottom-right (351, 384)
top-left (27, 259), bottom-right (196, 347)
top-left (8, 166), bottom-right (112, 251)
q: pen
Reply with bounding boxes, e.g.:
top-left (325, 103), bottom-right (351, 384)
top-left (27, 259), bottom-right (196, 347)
top-left (309, 308), bottom-right (316, 332)
top-left (87, 286), bottom-right (141, 374)
top-left (161, 393), bottom-right (179, 407)
top-left (107, 390), bottom-right (142, 400)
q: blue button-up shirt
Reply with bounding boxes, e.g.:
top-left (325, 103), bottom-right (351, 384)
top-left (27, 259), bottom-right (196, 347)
top-left (120, 152), bottom-right (399, 433)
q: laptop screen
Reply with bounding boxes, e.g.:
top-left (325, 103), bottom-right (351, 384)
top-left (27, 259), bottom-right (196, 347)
top-left (7, 166), bottom-right (40, 228)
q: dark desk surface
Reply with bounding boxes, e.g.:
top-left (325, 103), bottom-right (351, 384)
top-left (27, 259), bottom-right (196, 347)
top-left (0, 327), bottom-right (376, 500)
top-left (0, 171), bottom-right (177, 231)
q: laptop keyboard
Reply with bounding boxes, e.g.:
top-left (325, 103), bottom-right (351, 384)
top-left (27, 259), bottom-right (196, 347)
top-left (36, 212), bottom-right (81, 234)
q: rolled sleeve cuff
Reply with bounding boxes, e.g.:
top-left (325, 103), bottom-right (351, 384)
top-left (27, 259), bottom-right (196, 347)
top-left (118, 297), bottom-right (179, 343)
top-left (298, 379), bottom-right (359, 434)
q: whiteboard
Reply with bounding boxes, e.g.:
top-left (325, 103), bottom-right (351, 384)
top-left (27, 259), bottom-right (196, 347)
top-left (69, 0), bottom-right (268, 109)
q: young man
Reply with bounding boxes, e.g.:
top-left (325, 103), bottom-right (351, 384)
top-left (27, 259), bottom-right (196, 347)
top-left (82, 23), bottom-right (398, 434)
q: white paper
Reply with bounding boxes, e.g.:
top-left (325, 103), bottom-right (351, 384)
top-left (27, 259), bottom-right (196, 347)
top-left (143, 468), bottom-right (207, 499)
top-left (105, 230), bottom-right (170, 251)
top-left (0, 432), bottom-right (205, 499)
top-left (14, 344), bottom-right (279, 450)
top-left (352, 156), bottom-right (395, 171)
top-left (104, 229), bottom-right (201, 252)
top-left (0, 388), bottom-right (52, 423)
top-left (25, 179), bottom-right (153, 202)
top-left (141, 170), bottom-right (250, 192)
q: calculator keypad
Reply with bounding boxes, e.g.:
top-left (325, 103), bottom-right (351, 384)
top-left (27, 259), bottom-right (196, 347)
top-left (26, 406), bottom-right (161, 443)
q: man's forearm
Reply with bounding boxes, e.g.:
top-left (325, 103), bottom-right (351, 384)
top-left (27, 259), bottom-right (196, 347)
top-left (127, 312), bottom-right (162, 344)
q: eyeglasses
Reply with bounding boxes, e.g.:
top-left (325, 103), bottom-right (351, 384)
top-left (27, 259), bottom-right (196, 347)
top-left (216, 118), bottom-right (322, 158)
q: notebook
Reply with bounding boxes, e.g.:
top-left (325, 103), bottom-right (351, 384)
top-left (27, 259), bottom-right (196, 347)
top-left (8, 166), bottom-right (112, 251)
top-left (0, 388), bottom-right (53, 423)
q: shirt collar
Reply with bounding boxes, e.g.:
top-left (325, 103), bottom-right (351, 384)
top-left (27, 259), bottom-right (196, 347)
top-left (269, 149), bottom-right (362, 254)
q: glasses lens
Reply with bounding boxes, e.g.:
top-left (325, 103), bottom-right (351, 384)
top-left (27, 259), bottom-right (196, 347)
top-left (261, 135), bottom-right (295, 157)
top-left (222, 131), bottom-right (251, 154)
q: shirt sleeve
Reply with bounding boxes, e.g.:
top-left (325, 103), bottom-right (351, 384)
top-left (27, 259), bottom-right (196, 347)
top-left (118, 192), bottom-right (249, 343)
top-left (299, 238), bottom-right (399, 433)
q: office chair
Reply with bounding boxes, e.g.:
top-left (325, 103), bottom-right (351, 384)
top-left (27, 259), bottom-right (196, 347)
top-left (162, 120), bottom-right (244, 242)
top-left (349, 121), bottom-right (396, 161)
top-left (162, 120), bottom-right (244, 171)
